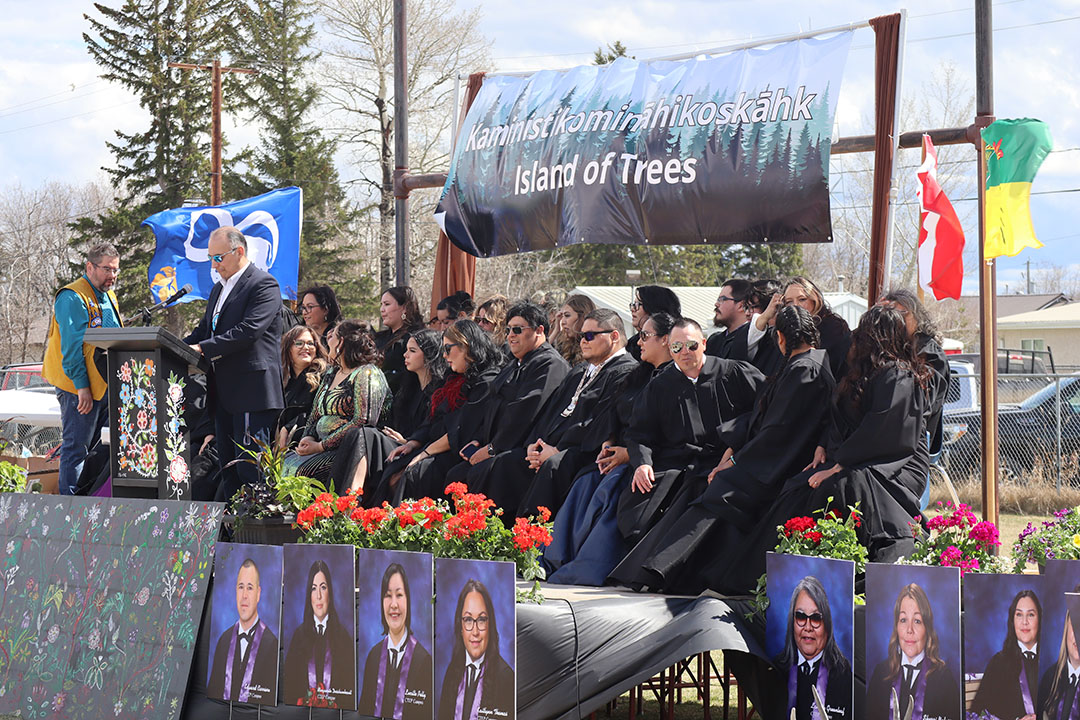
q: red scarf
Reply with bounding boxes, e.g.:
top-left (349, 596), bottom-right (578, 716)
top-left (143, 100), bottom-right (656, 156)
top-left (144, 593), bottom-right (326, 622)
top-left (430, 373), bottom-right (467, 418)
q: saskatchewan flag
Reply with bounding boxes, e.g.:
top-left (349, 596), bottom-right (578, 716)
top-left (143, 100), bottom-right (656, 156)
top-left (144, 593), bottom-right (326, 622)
top-left (982, 118), bottom-right (1052, 259)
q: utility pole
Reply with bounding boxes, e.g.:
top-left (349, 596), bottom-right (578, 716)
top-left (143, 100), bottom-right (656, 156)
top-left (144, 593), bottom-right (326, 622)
top-left (168, 60), bottom-right (257, 205)
top-left (1026, 259), bottom-right (1033, 294)
top-left (392, 0), bottom-right (411, 286)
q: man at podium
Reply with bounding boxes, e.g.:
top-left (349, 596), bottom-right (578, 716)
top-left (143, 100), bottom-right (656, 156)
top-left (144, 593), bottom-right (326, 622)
top-left (186, 227), bottom-right (283, 501)
top-left (42, 242), bottom-right (123, 495)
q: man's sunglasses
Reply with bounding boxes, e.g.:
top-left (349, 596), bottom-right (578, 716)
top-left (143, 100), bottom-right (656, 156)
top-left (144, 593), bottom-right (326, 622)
top-left (579, 329), bottom-right (614, 342)
top-left (507, 325), bottom-right (534, 335)
top-left (669, 340), bottom-right (701, 354)
top-left (209, 246), bottom-right (240, 263)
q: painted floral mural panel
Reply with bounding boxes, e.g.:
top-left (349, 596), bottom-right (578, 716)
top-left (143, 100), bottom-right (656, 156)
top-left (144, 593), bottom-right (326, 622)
top-left (0, 496), bottom-right (223, 720)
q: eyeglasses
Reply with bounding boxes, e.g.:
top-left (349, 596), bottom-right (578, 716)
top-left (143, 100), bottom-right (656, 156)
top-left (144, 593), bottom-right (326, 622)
top-left (716, 296), bottom-right (735, 304)
top-left (477, 316), bottom-right (494, 327)
top-left (580, 329), bottom-right (615, 342)
top-left (507, 325), bottom-right (533, 335)
top-left (292, 340), bottom-right (317, 349)
top-left (669, 340), bottom-right (701, 354)
top-left (794, 610), bottom-right (824, 629)
top-left (442, 343), bottom-right (459, 356)
top-left (629, 301), bottom-right (642, 311)
top-left (91, 263), bottom-right (120, 276)
top-left (300, 304), bottom-right (322, 313)
top-left (209, 247), bottom-right (240, 263)
top-left (639, 330), bottom-right (660, 340)
top-left (461, 615), bottom-right (489, 631)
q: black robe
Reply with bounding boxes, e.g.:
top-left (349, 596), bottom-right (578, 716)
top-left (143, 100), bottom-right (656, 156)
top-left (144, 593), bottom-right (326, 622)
top-left (375, 328), bottom-right (416, 397)
top-left (615, 356), bottom-right (764, 544)
top-left (708, 363), bottom-right (928, 595)
top-left (281, 616), bottom-right (356, 708)
top-left (786, 656), bottom-right (854, 720)
top-left (1037, 664), bottom-right (1080, 720)
top-left (358, 636), bottom-right (433, 720)
top-left (866, 660), bottom-right (960, 720)
top-left (970, 648), bottom-right (1038, 720)
top-left (512, 352), bottom-right (637, 517)
top-left (277, 367), bottom-right (319, 441)
top-left (751, 325), bottom-right (785, 377)
top-left (437, 652), bottom-right (515, 720)
top-left (819, 312), bottom-right (852, 381)
top-left (705, 322), bottom-right (750, 361)
top-left (609, 349), bottom-right (835, 591)
top-left (389, 372), bottom-right (440, 440)
top-left (918, 334), bottom-right (951, 455)
top-left (206, 620), bottom-right (279, 705)
top-left (444, 343), bottom-right (570, 513)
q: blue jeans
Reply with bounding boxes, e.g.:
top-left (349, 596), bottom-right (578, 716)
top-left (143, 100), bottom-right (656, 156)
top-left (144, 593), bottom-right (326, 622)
top-left (56, 387), bottom-right (108, 495)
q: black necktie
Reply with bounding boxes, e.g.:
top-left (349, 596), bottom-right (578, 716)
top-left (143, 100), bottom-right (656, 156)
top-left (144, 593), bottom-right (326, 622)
top-left (1071, 673), bottom-right (1078, 687)
top-left (901, 664), bottom-right (918, 716)
top-left (1024, 651), bottom-right (1036, 661)
top-left (800, 661), bottom-right (812, 676)
top-left (317, 624), bottom-right (325, 636)
top-left (390, 648), bottom-right (399, 669)
top-left (463, 664), bottom-right (480, 717)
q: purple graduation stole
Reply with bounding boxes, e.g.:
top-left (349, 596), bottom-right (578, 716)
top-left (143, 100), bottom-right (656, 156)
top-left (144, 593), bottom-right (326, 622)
top-left (892, 664), bottom-right (929, 720)
top-left (787, 661), bottom-right (829, 720)
top-left (224, 620), bottom-right (265, 703)
top-left (1059, 674), bottom-right (1080, 720)
top-left (1019, 659), bottom-right (1034, 716)
top-left (374, 633), bottom-right (417, 719)
top-left (454, 661), bottom-right (484, 720)
top-left (307, 627), bottom-right (333, 705)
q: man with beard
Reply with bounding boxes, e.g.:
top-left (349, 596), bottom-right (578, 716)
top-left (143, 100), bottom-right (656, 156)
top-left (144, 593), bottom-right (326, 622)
top-left (705, 278), bottom-right (753, 360)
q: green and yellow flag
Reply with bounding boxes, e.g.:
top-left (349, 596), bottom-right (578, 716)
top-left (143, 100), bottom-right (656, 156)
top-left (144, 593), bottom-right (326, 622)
top-left (982, 118), bottom-right (1053, 259)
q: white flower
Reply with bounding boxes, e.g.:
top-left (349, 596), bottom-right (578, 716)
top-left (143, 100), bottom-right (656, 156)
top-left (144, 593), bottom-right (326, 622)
top-left (5, 541), bottom-right (13, 554)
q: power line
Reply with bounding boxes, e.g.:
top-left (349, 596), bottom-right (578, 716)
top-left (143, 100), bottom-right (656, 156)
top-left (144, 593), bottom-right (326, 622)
top-left (0, 87), bottom-right (114, 120)
top-left (0, 100), bottom-right (141, 136)
top-left (0, 80), bottom-right (106, 115)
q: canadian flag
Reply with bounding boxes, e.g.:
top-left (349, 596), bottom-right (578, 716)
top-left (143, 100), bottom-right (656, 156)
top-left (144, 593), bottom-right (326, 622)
top-left (916, 134), bottom-right (966, 300)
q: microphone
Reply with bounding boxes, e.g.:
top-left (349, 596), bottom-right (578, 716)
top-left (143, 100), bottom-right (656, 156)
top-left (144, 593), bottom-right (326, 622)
top-left (127, 283), bottom-right (194, 325)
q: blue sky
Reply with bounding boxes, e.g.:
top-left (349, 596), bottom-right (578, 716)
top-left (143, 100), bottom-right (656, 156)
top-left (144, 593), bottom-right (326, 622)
top-left (1, 0), bottom-right (1077, 295)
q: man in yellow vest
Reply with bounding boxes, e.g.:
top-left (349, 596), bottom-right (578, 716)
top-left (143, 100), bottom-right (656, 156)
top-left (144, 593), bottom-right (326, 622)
top-left (42, 243), bottom-right (123, 495)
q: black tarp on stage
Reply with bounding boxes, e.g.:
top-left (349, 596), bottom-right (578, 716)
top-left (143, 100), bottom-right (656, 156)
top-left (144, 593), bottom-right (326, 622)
top-left (182, 581), bottom-right (780, 720)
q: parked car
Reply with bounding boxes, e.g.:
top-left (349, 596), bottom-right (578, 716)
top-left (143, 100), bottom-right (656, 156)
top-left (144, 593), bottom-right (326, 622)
top-left (0, 363), bottom-right (47, 391)
top-left (941, 372), bottom-right (1080, 482)
top-left (0, 363), bottom-right (59, 456)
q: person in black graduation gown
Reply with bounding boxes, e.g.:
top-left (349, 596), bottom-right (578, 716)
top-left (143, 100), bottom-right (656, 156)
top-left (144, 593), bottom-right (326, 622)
top-left (207, 558), bottom-right (280, 705)
top-left (384, 329), bottom-right (448, 441)
top-left (775, 576), bottom-right (853, 720)
top-left (626, 285), bottom-right (681, 362)
top-left (437, 579), bottom-right (514, 720)
top-left (708, 305), bottom-right (930, 595)
top-left (705, 278), bottom-right (753, 360)
top-left (276, 325), bottom-right (328, 447)
top-left (782, 276), bottom-right (851, 380)
top-left (867, 583), bottom-right (960, 720)
top-left (359, 563), bottom-right (433, 720)
top-left (513, 309), bottom-right (637, 517)
top-left (544, 313), bottom-right (677, 586)
top-left (282, 560), bottom-right (356, 708)
top-left (970, 589), bottom-right (1040, 720)
top-left (382, 320), bottom-right (504, 505)
top-left (446, 301), bottom-right (570, 514)
top-left (299, 284), bottom-right (341, 349)
top-left (610, 306), bottom-right (835, 592)
top-left (615, 318), bottom-right (764, 546)
top-left (1037, 591), bottom-right (1080, 720)
top-left (375, 286), bottom-right (425, 396)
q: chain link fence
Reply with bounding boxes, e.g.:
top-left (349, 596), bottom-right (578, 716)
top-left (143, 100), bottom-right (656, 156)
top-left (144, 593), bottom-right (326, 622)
top-left (941, 372), bottom-right (1080, 491)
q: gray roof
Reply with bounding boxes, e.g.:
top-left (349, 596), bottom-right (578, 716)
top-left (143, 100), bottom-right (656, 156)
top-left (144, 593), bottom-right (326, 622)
top-left (956, 292), bottom-right (1072, 319)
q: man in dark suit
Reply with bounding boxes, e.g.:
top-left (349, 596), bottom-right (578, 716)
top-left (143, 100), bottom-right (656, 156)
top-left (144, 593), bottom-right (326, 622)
top-left (207, 558), bottom-right (279, 704)
top-left (186, 226), bottom-right (284, 501)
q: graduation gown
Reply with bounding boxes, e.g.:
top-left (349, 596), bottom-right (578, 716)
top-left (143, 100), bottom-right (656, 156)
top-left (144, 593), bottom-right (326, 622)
top-left (609, 349), bottom-right (835, 591)
top-left (389, 372), bottom-right (440, 440)
top-left (375, 329), bottom-right (415, 397)
top-left (866, 660), bottom-right (960, 720)
top-left (512, 352), bottom-right (637, 517)
top-left (705, 322), bottom-right (750, 361)
top-left (615, 356), bottom-right (764, 544)
top-left (444, 343), bottom-right (570, 513)
top-left (751, 325), bottom-right (785, 377)
top-left (282, 616), bottom-right (356, 708)
top-left (437, 652), bottom-right (515, 720)
top-left (709, 363), bottom-right (928, 595)
top-left (970, 648), bottom-right (1038, 720)
top-left (818, 312), bottom-right (852, 381)
top-left (786, 657), bottom-right (854, 720)
top-left (1037, 665), bottom-right (1080, 720)
top-left (358, 635), bottom-right (433, 720)
top-left (206, 620), bottom-right (279, 704)
top-left (918, 334), bottom-right (951, 455)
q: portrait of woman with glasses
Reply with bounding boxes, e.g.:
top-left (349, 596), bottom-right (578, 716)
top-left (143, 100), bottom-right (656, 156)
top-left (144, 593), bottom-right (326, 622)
top-left (775, 575), bottom-right (852, 720)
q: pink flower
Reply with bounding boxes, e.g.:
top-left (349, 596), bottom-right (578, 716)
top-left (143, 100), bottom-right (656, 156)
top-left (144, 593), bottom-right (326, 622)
top-left (940, 545), bottom-right (963, 566)
top-left (968, 520), bottom-right (1000, 549)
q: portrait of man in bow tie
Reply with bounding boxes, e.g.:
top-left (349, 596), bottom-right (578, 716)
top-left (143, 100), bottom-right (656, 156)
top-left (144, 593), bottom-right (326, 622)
top-left (207, 547), bottom-right (282, 705)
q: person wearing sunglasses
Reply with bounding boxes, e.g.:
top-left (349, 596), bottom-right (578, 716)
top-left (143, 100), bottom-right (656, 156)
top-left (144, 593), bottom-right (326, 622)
top-left (613, 318), bottom-right (764, 548)
top-left (185, 226), bottom-right (284, 501)
top-left (625, 285), bottom-right (681, 362)
top-left (445, 301), bottom-right (570, 513)
top-left (777, 576), bottom-right (853, 720)
top-left (505, 309), bottom-right (637, 519)
top-left (43, 242), bottom-right (124, 495)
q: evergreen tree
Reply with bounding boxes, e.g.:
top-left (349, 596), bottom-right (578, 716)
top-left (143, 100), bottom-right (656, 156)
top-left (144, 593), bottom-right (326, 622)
top-left (226, 0), bottom-right (374, 316)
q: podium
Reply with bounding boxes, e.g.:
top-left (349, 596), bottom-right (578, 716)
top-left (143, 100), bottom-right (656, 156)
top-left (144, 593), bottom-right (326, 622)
top-left (85, 327), bottom-right (206, 500)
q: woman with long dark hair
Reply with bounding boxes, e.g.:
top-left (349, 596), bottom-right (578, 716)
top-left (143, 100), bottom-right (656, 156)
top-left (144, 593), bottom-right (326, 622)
top-left (282, 321), bottom-right (391, 492)
top-left (609, 306), bottom-right (836, 592)
top-left (376, 286), bottom-right (424, 395)
top-left (384, 329), bottom-right (449, 441)
top-left (552, 293), bottom-right (596, 365)
top-left (276, 325), bottom-right (329, 447)
top-left (299, 285), bottom-right (342, 347)
top-left (970, 589), bottom-right (1040, 720)
top-left (282, 559), bottom-right (356, 708)
top-left (436, 579), bottom-right (514, 720)
top-left (782, 276), bottom-right (851, 379)
top-left (545, 312), bottom-right (676, 585)
top-left (626, 285), bottom-right (681, 361)
top-left (359, 563), bottom-right (433, 720)
top-left (867, 583), bottom-right (960, 720)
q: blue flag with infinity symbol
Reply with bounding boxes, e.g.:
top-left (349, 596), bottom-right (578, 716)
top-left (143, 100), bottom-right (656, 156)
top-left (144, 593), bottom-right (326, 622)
top-left (142, 186), bottom-right (303, 303)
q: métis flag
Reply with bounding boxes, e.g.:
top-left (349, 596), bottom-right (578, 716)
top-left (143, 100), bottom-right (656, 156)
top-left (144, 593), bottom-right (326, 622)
top-left (916, 134), bottom-right (965, 300)
top-left (981, 118), bottom-right (1052, 259)
top-left (142, 186), bottom-right (303, 303)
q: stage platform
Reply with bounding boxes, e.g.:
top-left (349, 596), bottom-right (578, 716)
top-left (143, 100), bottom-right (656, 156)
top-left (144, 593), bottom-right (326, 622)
top-left (181, 580), bottom-right (779, 720)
